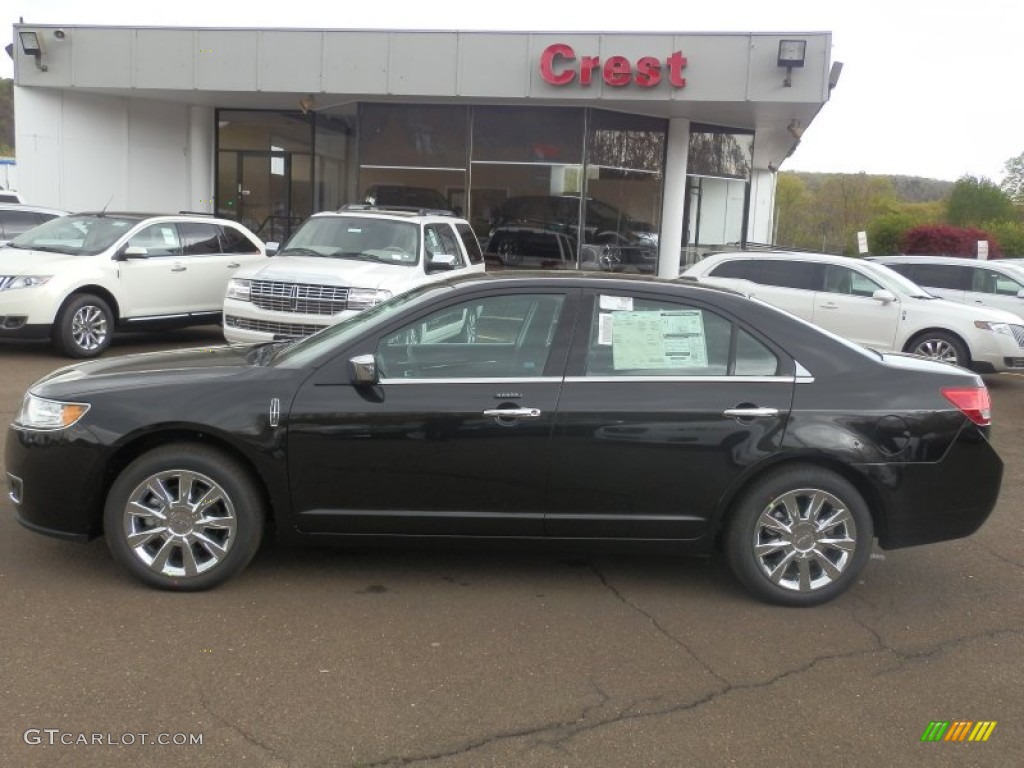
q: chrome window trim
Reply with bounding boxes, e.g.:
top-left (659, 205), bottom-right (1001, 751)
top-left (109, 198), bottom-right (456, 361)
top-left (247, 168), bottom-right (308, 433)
top-left (380, 377), bottom-right (563, 385)
top-left (565, 376), bottom-right (797, 384)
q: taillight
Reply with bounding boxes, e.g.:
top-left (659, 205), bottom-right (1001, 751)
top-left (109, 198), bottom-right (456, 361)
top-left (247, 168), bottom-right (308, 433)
top-left (941, 386), bottom-right (992, 426)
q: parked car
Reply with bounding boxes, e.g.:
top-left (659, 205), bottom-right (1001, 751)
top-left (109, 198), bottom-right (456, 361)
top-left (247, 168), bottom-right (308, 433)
top-left (222, 206), bottom-right (486, 344)
top-left (682, 251), bottom-right (1024, 372)
top-left (0, 189), bottom-right (25, 204)
top-left (486, 194), bottom-right (658, 273)
top-left (0, 203), bottom-right (68, 246)
top-left (6, 272), bottom-right (1002, 606)
top-left (869, 255), bottom-right (1024, 320)
top-left (0, 212), bottom-right (266, 357)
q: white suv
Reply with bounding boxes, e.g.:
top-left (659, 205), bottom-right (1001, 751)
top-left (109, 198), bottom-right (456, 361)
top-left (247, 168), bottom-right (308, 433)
top-left (869, 255), bottom-right (1024, 321)
top-left (682, 251), bottom-right (1024, 373)
top-left (223, 207), bottom-right (486, 344)
top-left (0, 213), bottom-right (266, 357)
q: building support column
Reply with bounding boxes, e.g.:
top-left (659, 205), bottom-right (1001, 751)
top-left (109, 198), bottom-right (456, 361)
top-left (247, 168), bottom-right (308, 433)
top-left (658, 117), bottom-right (690, 279)
top-left (188, 106), bottom-right (215, 213)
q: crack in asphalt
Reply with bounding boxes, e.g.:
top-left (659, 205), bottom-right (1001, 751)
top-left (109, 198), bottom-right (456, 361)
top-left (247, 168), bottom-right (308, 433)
top-left (969, 538), bottom-right (1024, 570)
top-left (358, 568), bottom-right (1024, 768)
top-left (198, 691), bottom-right (290, 765)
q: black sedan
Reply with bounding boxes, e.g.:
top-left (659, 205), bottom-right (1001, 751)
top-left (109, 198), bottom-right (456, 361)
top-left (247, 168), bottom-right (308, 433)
top-left (4, 273), bottom-right (1003, 606)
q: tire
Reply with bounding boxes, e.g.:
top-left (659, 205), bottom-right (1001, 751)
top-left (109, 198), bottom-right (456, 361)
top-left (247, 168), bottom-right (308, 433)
top-left (907, 331), bottom-right (970, 369)
top-left (104, 444), bottom-right (265, 591)
top-left (53, 293), bottom-right (113, 358)
top-left (725, 465), bottom-right (873, 607)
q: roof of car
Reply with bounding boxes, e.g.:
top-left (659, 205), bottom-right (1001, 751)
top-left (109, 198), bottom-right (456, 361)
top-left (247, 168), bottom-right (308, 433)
top-left (0, 203), bottom-right (69, 215)
top-left (316, 206), bottom-right (467, 222)
top-left (870, 255), bottom-right (1014, 267)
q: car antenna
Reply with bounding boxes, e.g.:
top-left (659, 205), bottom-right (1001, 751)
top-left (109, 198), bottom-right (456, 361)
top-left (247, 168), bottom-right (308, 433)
top-left (99, 194), bottom-right (114, 216)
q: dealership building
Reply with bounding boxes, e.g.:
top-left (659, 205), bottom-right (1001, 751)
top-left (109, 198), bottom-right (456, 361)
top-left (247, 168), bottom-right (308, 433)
top-left (10, 24), bottom-right (836, 276)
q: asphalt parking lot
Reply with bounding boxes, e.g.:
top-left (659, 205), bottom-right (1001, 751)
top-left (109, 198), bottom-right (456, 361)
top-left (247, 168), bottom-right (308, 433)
top-left (1, 329), bottom-right (1021, 767)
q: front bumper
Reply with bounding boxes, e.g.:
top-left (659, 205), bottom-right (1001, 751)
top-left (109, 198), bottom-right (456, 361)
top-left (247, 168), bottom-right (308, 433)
top-left (4, 424), bottom-right (108, 541)
top-left (222, 299), bottom-right (360, 344)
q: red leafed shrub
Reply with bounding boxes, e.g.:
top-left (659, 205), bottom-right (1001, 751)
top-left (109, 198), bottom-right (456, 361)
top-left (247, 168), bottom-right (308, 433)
top-left (899, 225), bottom-right (1002, 258)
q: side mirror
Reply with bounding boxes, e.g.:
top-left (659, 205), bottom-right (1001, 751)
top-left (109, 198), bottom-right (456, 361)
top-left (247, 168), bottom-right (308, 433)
top-left (427, 253), bottom-right (458, 272)
top-left (349, 353), bottom-right (379, 386)
top-left (266, 241), bottom-right (280, 256)
top-left (873, 289), bottom-right (897, 304)
top-left (1017, 288), bottom-right (1024, 299)
top-left (115, 246), bottom-right (148, 260)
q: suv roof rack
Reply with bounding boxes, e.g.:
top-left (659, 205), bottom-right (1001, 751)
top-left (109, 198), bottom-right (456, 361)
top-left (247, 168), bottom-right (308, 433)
top-left (177, 210), bottom-right (215, 217)
top-left (337, 203), bottom-right (456, 217)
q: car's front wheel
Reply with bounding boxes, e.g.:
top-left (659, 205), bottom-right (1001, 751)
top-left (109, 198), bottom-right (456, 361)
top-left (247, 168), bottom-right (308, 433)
top-left (104, 444), bottom-right (265, 590)
top-left (725, 465), bottom-right (873, 606)
top-left (53, 293), bottom-right (113, 358)
top-left (907, 331), bottom-right (970, 368)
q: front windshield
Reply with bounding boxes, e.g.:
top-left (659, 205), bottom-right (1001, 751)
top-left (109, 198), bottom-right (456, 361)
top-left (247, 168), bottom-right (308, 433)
top-left (280, 216), bottom-right (420, 267)
top-left (272, 281), bottom-right (454, 368)
top-left (9, 214), bottom-right (142, 255)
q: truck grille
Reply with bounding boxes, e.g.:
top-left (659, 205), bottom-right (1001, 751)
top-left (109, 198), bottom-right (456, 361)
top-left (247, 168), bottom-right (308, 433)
top-left (0, 276), bottom-right (14, 291)
top-left (250, 281), bottom-right (350, 315)
top-left (224, 315), bottom-right (327, 338)
top-left (1010, 324), bottom-right (1024, 348)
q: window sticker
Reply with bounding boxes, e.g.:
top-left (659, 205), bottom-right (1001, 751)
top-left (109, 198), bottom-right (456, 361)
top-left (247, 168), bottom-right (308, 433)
top-left (160, 227), bottom-right (177, 245)
top-left (598, 313), bottom-right (614, 345)
top-left (611, 310), bottom-right (708, 369)
top-left (599, 295), bottom-right (633, 311)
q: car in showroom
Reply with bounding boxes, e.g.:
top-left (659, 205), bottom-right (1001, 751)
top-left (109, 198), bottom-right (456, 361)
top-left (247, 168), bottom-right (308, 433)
top-left (222, 206), bottom-right (486, 344)
top-left (0, 212), bottom-right (266, 357)
top-left (682, 251), bottom-right (1024, 372)
top-left (5, 272), bottom-right (1003, 606)
top-left (0, 203), bottom-right (69, 246)
top-left (486, 194), bottom-right (658, 273)
top-left (869, 255), bottom-right (1024, 320)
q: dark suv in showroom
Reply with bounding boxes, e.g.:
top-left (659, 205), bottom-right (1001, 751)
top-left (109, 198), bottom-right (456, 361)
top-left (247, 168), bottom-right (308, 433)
top-left (485, 195), bottom-right (657, 272)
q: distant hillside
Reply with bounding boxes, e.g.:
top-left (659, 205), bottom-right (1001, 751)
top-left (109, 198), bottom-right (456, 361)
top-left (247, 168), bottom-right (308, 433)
top-left (786, 171), bottom-right (953, 203)
top-left (0, 78), bottom-right (12, 154)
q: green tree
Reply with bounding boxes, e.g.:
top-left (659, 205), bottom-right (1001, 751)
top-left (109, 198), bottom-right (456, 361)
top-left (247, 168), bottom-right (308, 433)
top-left (1001, 151), bottom-right (1024, 204)
top-left (813, 173), bottom-right (896, 254)
top-left (946, 175), bottom-right (1015, 227)
top-left (0, 78), bottom-right (12, 155)
top-left (773, 173), bottom-right (816, 249)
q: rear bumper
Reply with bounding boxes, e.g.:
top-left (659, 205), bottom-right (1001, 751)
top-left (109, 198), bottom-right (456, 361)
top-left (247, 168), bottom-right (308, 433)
top-left (869, 427), bottom-right (1003, 549)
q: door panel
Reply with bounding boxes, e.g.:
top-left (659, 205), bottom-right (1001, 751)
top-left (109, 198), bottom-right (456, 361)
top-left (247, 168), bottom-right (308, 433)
top-left (117, 223), bottom-right (191, 318)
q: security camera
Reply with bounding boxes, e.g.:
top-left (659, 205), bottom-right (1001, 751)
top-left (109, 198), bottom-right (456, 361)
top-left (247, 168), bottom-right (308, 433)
top-left (53, 29), bottom-right (66, 40)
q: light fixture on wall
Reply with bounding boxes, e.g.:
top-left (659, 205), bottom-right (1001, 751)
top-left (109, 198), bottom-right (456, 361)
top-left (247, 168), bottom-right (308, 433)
top-left (19, 30), bottom-right (47, 71)
top-left (777, 39), bottom-right (806, 87)
top-left (787, 119), bottom-right (804, 140)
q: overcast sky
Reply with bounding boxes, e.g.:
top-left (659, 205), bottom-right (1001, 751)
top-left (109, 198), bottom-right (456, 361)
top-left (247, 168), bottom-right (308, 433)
top-left (5, 0), bottom-right (1022, 182)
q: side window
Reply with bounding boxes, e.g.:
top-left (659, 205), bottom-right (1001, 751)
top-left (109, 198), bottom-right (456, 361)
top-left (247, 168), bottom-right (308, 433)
top-left (178, 222), bottom-right (223, 256)
top-left (748, 260), bottom-right (820, 290)
top-left (973, 268), bottom-right (1022, 296)
top-left (455, 222), bottom-right (484, 264)
top-left (708, 259), bottom-right (749, 279)
top-left (377, 294), bottom-right (565, 379)
top-left (424, 224), bottom-right (464, 267)
top-left (911, 264), bottom-right (967, 290)
top-left (126, 223), bottom-right (181, 257)
top-left (823, 266), bottom-right (882, 297)
top-left (584, 294), bottom-right (779, 377)
top-left (219, 225), bottom-right (261, 254)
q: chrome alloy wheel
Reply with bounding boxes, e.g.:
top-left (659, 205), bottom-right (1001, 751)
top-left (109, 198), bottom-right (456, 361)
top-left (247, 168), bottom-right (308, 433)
top-left (912, 337), bottom-right (959, 364)
top-left (121, 469), bottom-right (238, 578)
top-left (752, 488), bottom-right (857, 592)
top-left (71, 303), bottom-right (109, 352)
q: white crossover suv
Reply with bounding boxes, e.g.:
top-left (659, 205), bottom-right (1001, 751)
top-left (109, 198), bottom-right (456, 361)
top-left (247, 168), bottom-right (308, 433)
top-left (0, 212), bottom-right (266, 357)
top-left (682, 251), bottom-right (1024, 373)
top-left (222, 207), bottom-right (487, 344)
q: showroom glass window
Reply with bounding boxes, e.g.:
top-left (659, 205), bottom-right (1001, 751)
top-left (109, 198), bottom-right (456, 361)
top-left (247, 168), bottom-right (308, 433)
top-left (583, 294), bottom-right (779, 377)
top-left (684, 125), bottom-right (754, 264)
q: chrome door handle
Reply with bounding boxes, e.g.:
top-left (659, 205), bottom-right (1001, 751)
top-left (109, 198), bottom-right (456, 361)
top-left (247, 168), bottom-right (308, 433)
top-left (227, 262), bottom-right (240, 268)
top-left (819, 302), bottom-right (838, 309)
top-left (723, 407), bottom-right (779, 419)
top-left (171, 264), bottom-right (186, 272)
top-left (483, 408), bottom-right (542, 419)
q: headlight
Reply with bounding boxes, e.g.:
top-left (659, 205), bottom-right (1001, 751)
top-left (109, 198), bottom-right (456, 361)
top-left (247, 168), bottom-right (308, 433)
top-left (347, 288), bottom-right (392, 312)
top-left (975, 321), bottom-right (1013, 336)
top-left (226, 279), bottom-right (252, 301)
top-left (15, 394), bottom-right (90, 430)
top-left (0, 276), bottom-right (53, 291)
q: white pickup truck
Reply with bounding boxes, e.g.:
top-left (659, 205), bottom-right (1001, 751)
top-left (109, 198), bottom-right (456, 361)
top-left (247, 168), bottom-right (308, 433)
top-left (223, 206), bottom-right (487, 344)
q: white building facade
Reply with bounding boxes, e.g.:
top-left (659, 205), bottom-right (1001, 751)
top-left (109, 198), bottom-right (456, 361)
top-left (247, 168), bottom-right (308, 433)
top-left (11, 25), bottom-right (835, 276)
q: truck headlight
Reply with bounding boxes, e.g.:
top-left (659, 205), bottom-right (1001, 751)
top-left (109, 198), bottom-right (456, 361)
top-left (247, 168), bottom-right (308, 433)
top-left (347, 288), bottom-right (392, 311)
top-left (975, 321), bottom-right (1013, 337)
top-left (15, 394), bottom-right (90, 430)
top-left (1, 276), bottom-right (53, 291)
top-left (226, 279), bottom-right (252, 302)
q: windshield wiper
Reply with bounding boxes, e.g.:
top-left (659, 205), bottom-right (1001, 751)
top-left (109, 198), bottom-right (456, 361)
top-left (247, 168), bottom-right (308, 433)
top-left (278, 247), bottom-right (324, 258)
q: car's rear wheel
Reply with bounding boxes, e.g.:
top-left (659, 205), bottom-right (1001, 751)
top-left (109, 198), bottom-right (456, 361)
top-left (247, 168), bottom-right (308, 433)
top-left (53, 293), bottom-right (113, 358)
top-left (104, 444), bottom-right (265, 590)
top-left (725, 465), bottom-right (873, 606)
top-left (907, 331), bottom-right (970, 368)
